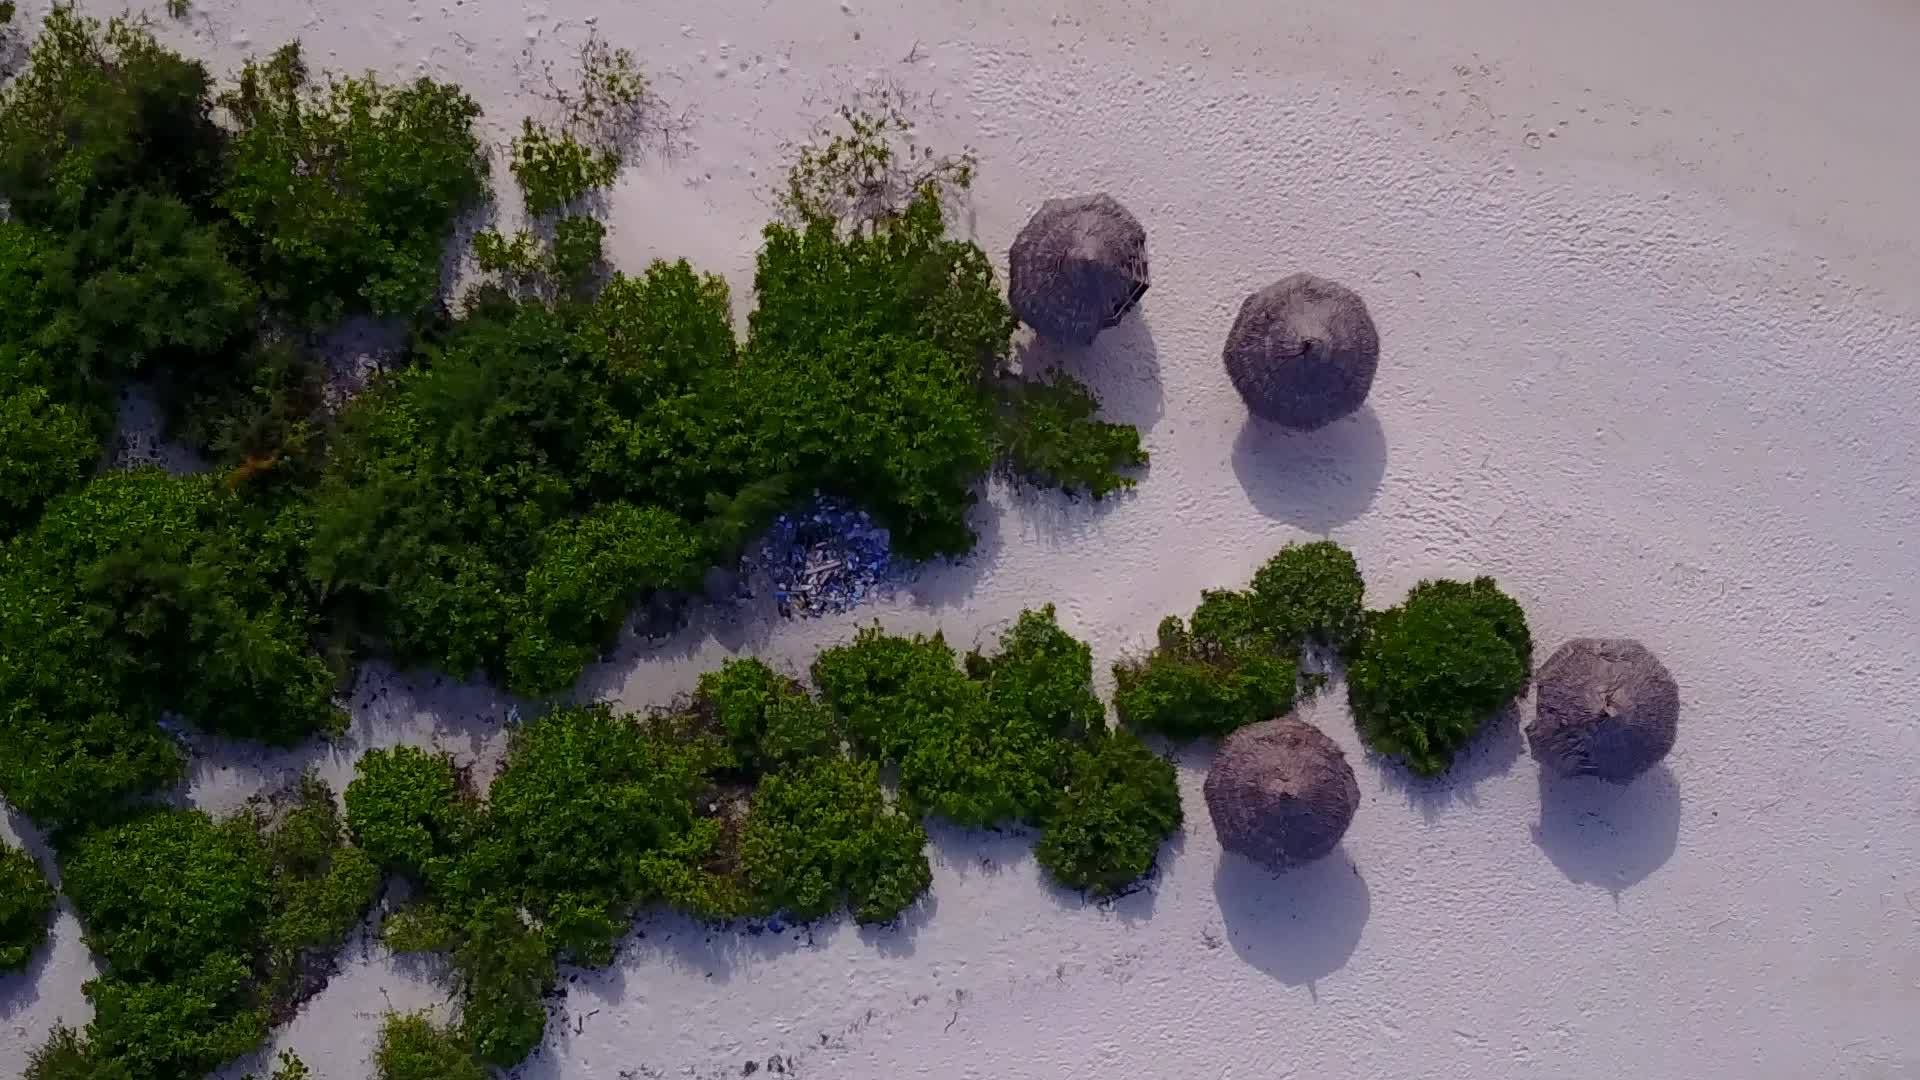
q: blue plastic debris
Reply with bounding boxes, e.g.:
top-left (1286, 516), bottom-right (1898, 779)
top-left (750, 498), bottom-right (905, 618)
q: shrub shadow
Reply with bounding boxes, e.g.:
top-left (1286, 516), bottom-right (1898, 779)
top-left (1366, 702), bottom-right (1525, 822)
top-left (1015, 312), bottom-right (1166, 436)
top-left (604, 907), bottom-right (833, 990)
top-left (1212, 847), bottom-right (1370, 990)
top-left (1230, 407), bottom-right (1387, 532)
top-left (1532, 764), bottom-right (1682, 895)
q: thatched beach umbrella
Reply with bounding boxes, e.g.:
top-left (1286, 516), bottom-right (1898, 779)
top-left (1527, 638), bottom-right (1679, 785)
top-left (1205, 714), bottom-right (1359, 871)
top-left (1223, 274), bottom-right (1379, 430)
top-left (1008, 193), bottom-right (1149, 346)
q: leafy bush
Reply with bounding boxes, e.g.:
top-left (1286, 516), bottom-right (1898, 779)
top-left (0, 838), bottom-right (56, 970)
top-left (256, 775), bottom-right (381, 1002)
top-left (343, 746), bottom-right (475, 884)
top-left (348, 705), bottom-right (733, 1066)
top-left (1347, 577), bottom-right (1533, 776)
top-left (487, 704), bottom-right (729, 959)
top-left (0, 7), bottom-right (226, 227)
top-left (738, 757), bottom-right (931, 925)
top-left (506, 502), bottom-right (704, 694)
top-left (693, 658), bottom-right (839, 774)
top-left (510, 120), bottom-right (617, 216)
top-left (246, 1051), bottom-right (312, 1080)
top-left (966, 605), bottom-right (1105, 741)
top-left (33, 191), bottom-right (257, 377)
top-left (811, 612), bottom-right (1084, 827)
top-left (1035, 729), bottom-right (1182, 897)
top-left (991, 372), bottom-right (1146, 498)
top-left (1113, 603), bottom-right (1301, 739)
top-left (1248, 540), bottom-right (1367, 650)
top-left (0, 470), bottom-right (339, 825)
top-left (453, 904), bottom-right (553, 1066)
top-left (1114, 542), bottom-right (1367, 739)
top-left (374, 1013), bottom-right (486, 1080)
top-left (0, 346), bottom-right (105, 538)
top-left (82, 954), bottom-right (269, 1080)
top-left (220, 42), bottom-right (488, 323)
top-left (58, 808), bottom-right (269, 979)
top-left (46, 783), bottom-right (373, 1080)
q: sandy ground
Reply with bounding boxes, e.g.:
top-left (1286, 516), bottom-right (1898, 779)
top-left (5, 0), bottom-right (1920, 1077)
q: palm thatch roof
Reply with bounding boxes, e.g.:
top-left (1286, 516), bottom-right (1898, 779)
top-left (1204, 714), bottom-right (1358, 871)
top-left (1008, 193), bottom-right (1149, 346)
top-left (1527, 638), bottom-right (1679, 784)
top-left (1223, 273), bottom-right (1379, 430)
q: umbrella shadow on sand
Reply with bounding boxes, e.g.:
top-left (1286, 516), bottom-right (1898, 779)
top-left (1212, 848), bottom-right (1370, 990)
top-left (1532, 765), bottom-right (1681, 895)
top-left (1231, 407), bottom-right (1386, 532)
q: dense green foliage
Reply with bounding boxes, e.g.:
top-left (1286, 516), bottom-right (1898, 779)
top-left (34, 190), bottom-right (256, 377)
top-left (0, 838), bottom-right (56, 970)
top-left (0, 343), bottom-right (105, 538)
top-left (0, 13), bottom-right (1169, 1070)
top-left (345, 708), bottom-right (738, 1067)
top-left (0, 469), bottom-right (339, 826)
top-left (40, 779), bottom-right (374, 1080)
top-left (0, 8), bottom-right (226, 227)
top-left (1249, 540), bottom-right (1368, 651)
top-left (694, 658), bottom-right (839, 774)
top-left (220, 43), bottom-right (488, 323)
top-left (1034, 729), bottom-right (1183, 897)
top-left (1347, 576), bottom-right (1533, 776)
top-left (375, 1014), bottom-right (487, 1080)
top-left (992, 372), bottom-right (1147, 498)
top-left (1114, 541), bottom-right (1366, 738)
top-left (738, 757), bottom-right (931, 925)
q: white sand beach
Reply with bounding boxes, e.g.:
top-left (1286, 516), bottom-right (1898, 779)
top-left (4, 0), bottom-right (1919, 1077)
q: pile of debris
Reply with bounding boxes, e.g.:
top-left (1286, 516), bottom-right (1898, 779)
top-left (750, 499), bottom-right (903, 618)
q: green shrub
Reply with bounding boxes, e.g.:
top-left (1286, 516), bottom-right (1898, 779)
top-left (246, 1051), bottom-right (312, 1080)
top-left (33, 191), bottom-right (256, 377)
top-left (1113, 543), bottom-right (1368, 739)
top-left (0, 470), bottom-right (340, 824)
top-left (220, 42), bottom-right (488, 323)
top-left (58, 808), bottom-right (269, 980)
top-left (173, 338), bottom-right (332, 485)
top-left (812, 619), bottom-right (1070, 827)
top-left (257, 775), bottom-right (381, 1001)
top-left (1347, 576), bottom-right (1533, 776)
top-left (738, 757), bottom-right (931, 924)
top-left (0, 838), bottom-right (56, 970)
top-left (24, 1026), bottom-right (117, 1080)
top-left (487, 704), bottom-right (728, 959)
top-left (374, 1013), bottom-right (486, 1080)
top-left (811, 627), bottom-right (977, 762)
top-left (966, 605), bottom-right (1104, 741)
top-left (453, 904), bottom-right (553, 1066)
top-left (82, 955), bottom-right (269, 1080)
top-left (0, 346), bottom-right (105, 538)
top-left (509, 120), bottom-right (617, 216)
top-left (1035, 729), bottom-right (1182, 897)
top-left (344, 746), bottom-right (473, 883)
top-left (1248, 540), bottom-right (1367, 651)
top-left (693, 658), bottom-right (839, 773)
top-left (991, 372), bottom-right (1146, 499)
top-left (47, 782), bottom-right (374, 1079)
top-left (1113, 605), bottom-right (1300, 739)
top-left (505, 502), bottom-right (704, 694)
top-left (473, 215), bottom-right (606, 301)
top-left (0, 8), bottom-right (226, 227)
